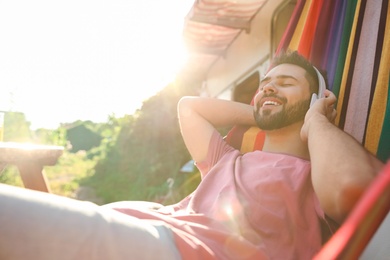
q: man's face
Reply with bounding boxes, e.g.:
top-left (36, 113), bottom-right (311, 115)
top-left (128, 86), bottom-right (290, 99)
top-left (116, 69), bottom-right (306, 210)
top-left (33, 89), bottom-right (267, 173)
top-left (253, 64), bottom-right (312, 130)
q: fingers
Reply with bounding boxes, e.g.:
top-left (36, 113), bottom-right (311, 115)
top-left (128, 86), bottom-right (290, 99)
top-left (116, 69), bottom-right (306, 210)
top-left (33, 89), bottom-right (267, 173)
top-left (302, 90), bottom-right (338, 141)
top-left (323, 90), bottom-right (337, 122)
top-left (327, 106), bottom-right (337, 123)
top-left (331, 109), bottom-right (337, 123)
top-left (309, 89), bottom-right (337, 122)
top-left (324, 90), bottom-right (337, 105)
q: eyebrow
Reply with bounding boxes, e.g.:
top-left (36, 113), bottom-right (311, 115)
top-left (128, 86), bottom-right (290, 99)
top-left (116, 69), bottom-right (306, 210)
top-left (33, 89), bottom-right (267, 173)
top-left (260, 75), bottom-right (299, 84)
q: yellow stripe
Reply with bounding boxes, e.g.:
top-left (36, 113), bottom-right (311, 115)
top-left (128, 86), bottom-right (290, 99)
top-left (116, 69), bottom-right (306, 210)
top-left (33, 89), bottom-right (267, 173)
top-left (241, 126), bottom-right (262, 153)
top-left (335, 0), bottom-right (362, 126)
top-left (288, 0), bottom-right (312, 50)
top-left (365, 3), bottom-right (390, 155)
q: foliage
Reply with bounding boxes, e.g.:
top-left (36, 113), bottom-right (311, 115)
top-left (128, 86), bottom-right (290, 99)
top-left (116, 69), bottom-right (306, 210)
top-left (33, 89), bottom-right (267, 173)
top-left (0, 146), bottom-right (96, 198)
top-left (1, 78), bottom-right (205, 206)
top-left (80, 80), bottom-right (200, 204)
top-left (33, 127), bottom-right (68, 146)
top-left (44, 150), bottom-right (96, 197)
top-left (3, 111), bottom-right (32, 142)
top-left (0, 165), bottom-right (24, 188)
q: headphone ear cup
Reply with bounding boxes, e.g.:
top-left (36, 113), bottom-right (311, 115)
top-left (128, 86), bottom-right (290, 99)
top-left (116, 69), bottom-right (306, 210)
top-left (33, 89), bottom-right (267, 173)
top-left (310, 93), bottom-right (318, 107)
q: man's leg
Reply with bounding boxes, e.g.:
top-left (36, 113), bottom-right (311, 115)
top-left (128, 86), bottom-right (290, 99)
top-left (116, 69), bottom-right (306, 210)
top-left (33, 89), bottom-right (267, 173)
top-left (0, 184), bottom-right (181, 260)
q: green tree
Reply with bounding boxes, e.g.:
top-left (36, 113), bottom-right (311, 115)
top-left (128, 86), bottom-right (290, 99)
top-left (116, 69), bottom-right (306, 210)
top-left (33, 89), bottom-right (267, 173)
top-left (80, 80), bottom-right (200, 204)
top-left (3, 111), bottom-right (32, 142)
top-left (33, 127), bottom-right (67, 146)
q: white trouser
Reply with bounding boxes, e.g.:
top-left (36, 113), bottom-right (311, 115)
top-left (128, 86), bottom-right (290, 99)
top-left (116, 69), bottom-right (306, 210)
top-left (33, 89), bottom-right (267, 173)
top-left (0, 184), bottom-right (181, 260)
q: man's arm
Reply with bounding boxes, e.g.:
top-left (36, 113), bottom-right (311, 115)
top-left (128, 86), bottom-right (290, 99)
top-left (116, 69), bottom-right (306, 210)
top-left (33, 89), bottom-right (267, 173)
top-left (177, 97), bottom-right (255, 163)
top-left (301, 90), bottom-right (384, 223)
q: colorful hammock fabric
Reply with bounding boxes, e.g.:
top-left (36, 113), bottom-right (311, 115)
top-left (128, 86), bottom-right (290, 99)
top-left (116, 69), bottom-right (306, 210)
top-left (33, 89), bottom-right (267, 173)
top-left (226, 0), bottom-right (390, 163)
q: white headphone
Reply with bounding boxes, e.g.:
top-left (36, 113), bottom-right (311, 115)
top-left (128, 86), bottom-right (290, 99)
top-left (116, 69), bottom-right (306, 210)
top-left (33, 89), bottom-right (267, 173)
top-left (310, 67), bottom-right (327, 107)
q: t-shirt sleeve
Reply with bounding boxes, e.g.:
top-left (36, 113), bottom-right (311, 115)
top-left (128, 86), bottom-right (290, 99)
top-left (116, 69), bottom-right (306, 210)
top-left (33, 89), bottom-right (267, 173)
top-left (195, 130), bottom-right (236, 178)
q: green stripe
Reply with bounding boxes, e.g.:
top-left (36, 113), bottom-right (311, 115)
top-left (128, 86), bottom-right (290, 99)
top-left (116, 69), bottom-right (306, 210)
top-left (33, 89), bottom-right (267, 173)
top-left (377, 76), bottom-right (390, 162)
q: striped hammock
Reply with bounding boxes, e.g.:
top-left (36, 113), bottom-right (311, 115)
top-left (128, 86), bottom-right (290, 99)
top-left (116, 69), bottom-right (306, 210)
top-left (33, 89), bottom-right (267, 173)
top-left (226, 0), bottom-right (390, 163)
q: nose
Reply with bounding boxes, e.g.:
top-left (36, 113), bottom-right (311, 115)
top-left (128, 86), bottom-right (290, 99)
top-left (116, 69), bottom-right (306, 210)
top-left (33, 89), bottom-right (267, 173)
top-left (254, 82), bottom-right (277, 109)
top-left (261, 82), bottom-right (278, 94)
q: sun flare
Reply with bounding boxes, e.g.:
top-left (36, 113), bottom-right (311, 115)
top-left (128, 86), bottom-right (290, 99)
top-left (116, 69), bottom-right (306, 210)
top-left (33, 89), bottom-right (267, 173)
top-left (0, 0), bottom-right (193, 129)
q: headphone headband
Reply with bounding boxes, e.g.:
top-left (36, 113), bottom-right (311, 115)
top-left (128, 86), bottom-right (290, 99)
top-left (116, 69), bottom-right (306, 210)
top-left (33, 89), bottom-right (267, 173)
top-left (310, 67), bottom-right (326, 107)
top-left (313, 66), bottom-right (326, 98)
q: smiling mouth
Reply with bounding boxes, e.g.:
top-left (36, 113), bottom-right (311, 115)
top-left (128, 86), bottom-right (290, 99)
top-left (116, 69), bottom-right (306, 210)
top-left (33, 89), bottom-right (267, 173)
top-left (257, 94), bottom-right (286, 109)
top-left (262, 100), bottom-right (281, 107)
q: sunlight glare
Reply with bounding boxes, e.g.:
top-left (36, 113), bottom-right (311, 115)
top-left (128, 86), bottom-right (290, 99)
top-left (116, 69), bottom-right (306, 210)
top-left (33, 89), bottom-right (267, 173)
top-left (225, 204), bottom-right (234, 217)
top-left (0, 0), bottom-right (193, 129)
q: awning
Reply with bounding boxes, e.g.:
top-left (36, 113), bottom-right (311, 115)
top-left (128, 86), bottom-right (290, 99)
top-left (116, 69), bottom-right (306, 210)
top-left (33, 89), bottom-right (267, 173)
top-left (182, 0), bottom-right (269, 80)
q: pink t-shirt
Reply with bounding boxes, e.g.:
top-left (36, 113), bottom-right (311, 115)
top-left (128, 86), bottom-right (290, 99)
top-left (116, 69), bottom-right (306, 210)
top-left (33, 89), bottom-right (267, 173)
top-left (112, 130), bottom-right (325, 259)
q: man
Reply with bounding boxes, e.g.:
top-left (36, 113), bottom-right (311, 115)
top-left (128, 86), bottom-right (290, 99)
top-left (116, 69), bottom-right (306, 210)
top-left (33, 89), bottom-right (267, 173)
top-left (0, 51), bottom-right (384, 259)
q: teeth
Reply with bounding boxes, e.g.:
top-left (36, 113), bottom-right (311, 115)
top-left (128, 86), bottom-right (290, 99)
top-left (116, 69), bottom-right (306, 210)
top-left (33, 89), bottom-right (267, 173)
top-left (263, 101), bottom-right (279, 106)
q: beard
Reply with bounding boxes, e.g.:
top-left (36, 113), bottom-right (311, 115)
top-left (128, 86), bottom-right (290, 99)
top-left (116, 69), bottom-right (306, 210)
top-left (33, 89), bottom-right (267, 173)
top-left (254, 96), bottom-right (311, 130)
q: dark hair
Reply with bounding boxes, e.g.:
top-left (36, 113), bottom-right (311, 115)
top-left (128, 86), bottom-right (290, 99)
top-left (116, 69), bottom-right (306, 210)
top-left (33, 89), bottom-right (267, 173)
top-left (270, 50), bottom-right (328, 94)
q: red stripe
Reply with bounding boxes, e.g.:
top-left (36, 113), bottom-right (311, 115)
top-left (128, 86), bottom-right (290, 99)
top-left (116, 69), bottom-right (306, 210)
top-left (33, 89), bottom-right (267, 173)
top-left (297, 0), bottom-right (325, 58)
top-left (276, 0), bottom-right (306, 55)
top-left (253, 130), bottom-right (265, 151)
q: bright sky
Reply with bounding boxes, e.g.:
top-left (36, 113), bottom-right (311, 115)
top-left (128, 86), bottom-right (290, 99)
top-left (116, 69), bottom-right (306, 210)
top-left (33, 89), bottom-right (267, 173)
top-left (0, 0), bottom-right (193, 129)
